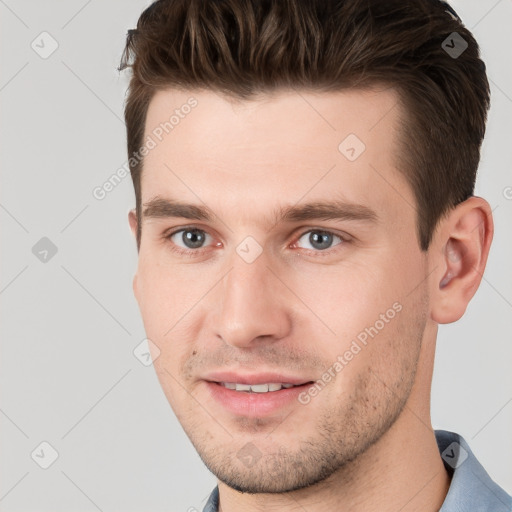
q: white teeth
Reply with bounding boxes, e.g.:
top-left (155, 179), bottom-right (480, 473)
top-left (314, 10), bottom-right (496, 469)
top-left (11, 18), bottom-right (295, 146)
top-left (220, 382), bottom-right (299, 393)
top-left (249, 384), bottom-right (270, 393)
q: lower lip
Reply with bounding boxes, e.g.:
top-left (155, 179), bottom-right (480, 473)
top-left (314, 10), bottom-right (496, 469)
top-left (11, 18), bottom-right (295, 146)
top-left (204, 381), bottom-right (313, 417)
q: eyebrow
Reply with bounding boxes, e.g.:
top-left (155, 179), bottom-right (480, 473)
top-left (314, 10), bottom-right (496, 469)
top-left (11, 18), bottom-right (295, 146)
top-left (142, 196), bottom-right (379, 226)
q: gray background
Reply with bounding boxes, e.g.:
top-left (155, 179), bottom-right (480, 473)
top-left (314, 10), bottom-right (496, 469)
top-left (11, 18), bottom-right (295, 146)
top-left (0, 1), bottom-right (511, 510)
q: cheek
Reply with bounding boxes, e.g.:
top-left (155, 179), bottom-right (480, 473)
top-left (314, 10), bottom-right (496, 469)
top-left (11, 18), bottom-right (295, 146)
top-left (136, 255), bottom-right (193, 327)
top-left (289, 258), bottom-right (396, 326)
top-left (287, 250), bottom-right (422, 358)
top-left (136, 258), bottom-right (206, 370)
top-left (321, 293), bottom-right (424, 411)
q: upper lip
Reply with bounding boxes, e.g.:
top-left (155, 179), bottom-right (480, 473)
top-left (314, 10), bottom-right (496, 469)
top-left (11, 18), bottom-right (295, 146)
top-left (203, 371), bottom-right (313, 386)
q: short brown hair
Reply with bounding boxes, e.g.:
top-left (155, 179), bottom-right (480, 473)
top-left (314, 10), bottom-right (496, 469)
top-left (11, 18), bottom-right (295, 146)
top-left (118, 0), bottom-right (490, 251)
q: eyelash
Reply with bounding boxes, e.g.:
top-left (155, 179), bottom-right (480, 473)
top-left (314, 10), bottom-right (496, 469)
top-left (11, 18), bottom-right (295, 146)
top-left (164, 226), bottom-right (350, 258)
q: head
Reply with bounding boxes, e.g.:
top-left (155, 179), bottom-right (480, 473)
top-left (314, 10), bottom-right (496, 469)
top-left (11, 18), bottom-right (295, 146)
top-left (120, 0), bottom-right (493, 494)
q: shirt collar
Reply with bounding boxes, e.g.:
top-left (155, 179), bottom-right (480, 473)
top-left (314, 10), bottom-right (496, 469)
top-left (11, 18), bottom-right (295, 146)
top-left (435, 429), bottom-right (512, 511)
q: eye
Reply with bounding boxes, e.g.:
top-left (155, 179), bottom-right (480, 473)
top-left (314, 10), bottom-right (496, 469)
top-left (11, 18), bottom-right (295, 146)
top-left (164, 226), bottom-right (348, 258)
top-left (293, 229), bottom-right (346, 252)
top-left (167, 227), bottom-right (214, 252)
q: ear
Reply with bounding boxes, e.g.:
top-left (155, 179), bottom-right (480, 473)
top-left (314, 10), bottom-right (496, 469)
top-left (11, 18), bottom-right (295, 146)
top-left (429, 196), bottom-right (493, 324)
top-left (128, 208), bottom-right (138, 238)
top-left (128, 208), bottom-right (140, 299)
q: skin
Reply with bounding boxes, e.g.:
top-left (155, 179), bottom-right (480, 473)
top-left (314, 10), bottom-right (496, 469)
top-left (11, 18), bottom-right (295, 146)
top-left (128, 87), bottom-right (493, 511)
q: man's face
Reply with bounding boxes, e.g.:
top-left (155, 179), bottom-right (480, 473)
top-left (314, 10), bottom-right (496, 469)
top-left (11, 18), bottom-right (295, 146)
top-left (132, 87), bottom-right (431, 493)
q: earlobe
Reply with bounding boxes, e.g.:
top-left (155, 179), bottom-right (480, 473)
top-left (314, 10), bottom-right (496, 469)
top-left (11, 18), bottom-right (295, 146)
top-left (430, 197), bottom-right (493, 324)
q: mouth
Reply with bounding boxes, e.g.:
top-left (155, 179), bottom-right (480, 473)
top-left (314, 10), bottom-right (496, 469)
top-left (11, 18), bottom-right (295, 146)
top-left (203, 377), bottom-right (316, 417)
top-left (212, 381), bottom-right (314, 393)
top-left (203, 371), bottom-right (314, 387)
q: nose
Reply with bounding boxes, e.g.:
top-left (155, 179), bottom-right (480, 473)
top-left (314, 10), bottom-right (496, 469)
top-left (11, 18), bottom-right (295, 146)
top-left (214, 249), bottom-right (292, 348)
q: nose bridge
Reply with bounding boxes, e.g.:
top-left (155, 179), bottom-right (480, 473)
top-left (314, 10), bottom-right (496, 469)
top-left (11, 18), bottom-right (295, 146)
top-left (214, 246), bottom-right (291, 347)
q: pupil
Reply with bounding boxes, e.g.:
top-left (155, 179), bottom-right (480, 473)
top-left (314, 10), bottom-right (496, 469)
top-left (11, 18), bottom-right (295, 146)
top-left (310, 231), bottom-right (332, 250)
top-left (183, 229), bottom-right (205, 248)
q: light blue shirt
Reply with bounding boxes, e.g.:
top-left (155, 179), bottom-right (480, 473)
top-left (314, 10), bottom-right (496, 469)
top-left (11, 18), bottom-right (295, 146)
top-left (202, 430), bottom-right (512, 511)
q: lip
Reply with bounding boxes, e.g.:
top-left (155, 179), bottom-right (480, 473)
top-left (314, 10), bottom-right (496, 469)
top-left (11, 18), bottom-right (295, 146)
top-left (203, 375), bottom-right (315, 417)
top-left (203, 371), bottom-right (312, 386)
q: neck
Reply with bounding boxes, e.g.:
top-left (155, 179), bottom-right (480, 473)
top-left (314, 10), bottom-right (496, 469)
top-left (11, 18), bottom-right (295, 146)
top-left (217, 408), bottom-right (451, 512)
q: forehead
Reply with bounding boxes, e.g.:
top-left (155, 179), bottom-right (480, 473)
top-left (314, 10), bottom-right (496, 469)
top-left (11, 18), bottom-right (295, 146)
top-left (141, 87), bottom-right (413, 226)
top-left (144, 86), bottom-right (401, 155)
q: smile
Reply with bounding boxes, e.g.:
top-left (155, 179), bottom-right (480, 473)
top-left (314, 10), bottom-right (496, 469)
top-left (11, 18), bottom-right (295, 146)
top-left (219, 382), bottom-right (299, 393)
